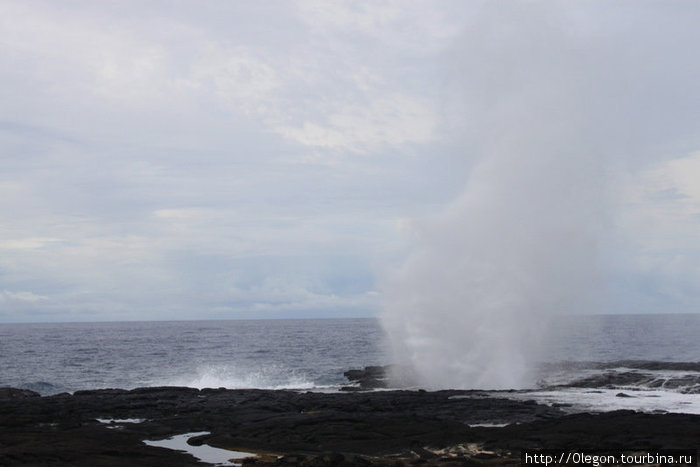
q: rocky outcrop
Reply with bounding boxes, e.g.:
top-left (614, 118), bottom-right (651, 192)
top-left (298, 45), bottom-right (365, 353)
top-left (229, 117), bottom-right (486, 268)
top-left (342, 365), bottom-right (391, 390)
top-left (341, 365), bottom-right (419, 391)
top-left (0, 387), bottom-right (40, 399)
top-left (0, 386), bottom-right (698, 465)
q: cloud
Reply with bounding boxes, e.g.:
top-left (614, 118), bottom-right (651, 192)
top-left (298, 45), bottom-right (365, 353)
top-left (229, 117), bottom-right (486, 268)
top-left (654, 152), bottom-right (700, 211)
top-left (0, 0), bottom-right (447, 322)
top-left (2, 0), bottom-right (698, 325)
top-left (297, 1), bottom-right (402, 31)
top-left (296, 0), bottom-right (460, 53)
top-left (276, 94), bottom-right (438, 152)
top-left (619, 152), bottom-right (700, 251)
top-left (0, 290), bottom-right (47, 303)
top-left (191, 44), bottom-right (282, 114)
top-left (0, 2), bottom-right (168, 109)
top-left (606, 152), bottom-right (700, 313)
top-left (0, 237), bottom-right (62, 250)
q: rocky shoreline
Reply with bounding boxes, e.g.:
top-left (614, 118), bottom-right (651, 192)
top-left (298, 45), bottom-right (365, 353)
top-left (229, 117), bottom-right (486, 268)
top-left (2, 379), bottom-right (699, 466)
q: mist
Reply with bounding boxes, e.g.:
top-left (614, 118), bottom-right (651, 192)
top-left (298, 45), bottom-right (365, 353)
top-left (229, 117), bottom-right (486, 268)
top-left (379, 2), bottom-right (700, 389)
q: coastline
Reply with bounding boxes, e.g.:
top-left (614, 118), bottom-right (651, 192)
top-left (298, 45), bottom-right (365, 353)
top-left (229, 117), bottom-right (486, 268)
top-left (1, 386), bottom-right (698, 466)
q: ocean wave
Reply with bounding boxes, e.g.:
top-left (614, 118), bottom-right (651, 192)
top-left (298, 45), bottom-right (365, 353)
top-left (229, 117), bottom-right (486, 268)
top-left (543, 360), bottom-right (700, 372)
top-left (537, 361), bottom-right (700, 394)
top-left (161, 364), bottom-right (318, 390)
top-left (510, 387), bottom-right (700, 415)
top-left (15, 381), bottom-right (67, 396)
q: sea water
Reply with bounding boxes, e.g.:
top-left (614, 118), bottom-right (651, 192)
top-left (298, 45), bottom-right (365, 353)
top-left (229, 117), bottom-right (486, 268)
top-left (0, 318), bottom-right (385, 394)
top-left (1, 314), bottom-right (698, 414)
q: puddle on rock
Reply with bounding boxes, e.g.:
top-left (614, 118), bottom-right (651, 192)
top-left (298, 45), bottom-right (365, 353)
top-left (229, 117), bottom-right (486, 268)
top-left (144, 431), bottom-right (256, 466)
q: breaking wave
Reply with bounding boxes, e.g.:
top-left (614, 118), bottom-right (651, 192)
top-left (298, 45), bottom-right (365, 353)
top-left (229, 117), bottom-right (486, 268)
top-left (537, 360), bottom-right (700, 394)
top-left (162, 364), bottom-right (317, 390)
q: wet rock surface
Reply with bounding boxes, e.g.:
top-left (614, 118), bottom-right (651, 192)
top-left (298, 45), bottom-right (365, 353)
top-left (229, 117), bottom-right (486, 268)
top-left (341, 365), bottom-right (421, 392)
top-left (342, 365), bottom-right (391, 390)
top-left (558, 370), bottom-right (700, 394)
top-left (1, 385), bottom-right (698, 466)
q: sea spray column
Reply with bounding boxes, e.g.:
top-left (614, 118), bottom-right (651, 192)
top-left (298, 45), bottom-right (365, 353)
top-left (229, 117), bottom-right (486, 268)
top-left (379, 5), bottom-right (612, 390)
top-left (381, 151), bottom-right (606, 390)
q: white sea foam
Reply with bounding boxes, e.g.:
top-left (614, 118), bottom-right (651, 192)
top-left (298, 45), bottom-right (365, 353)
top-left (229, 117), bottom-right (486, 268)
top-left (511, 388), bottom-right (700, 415)
top-left (96, 418), bottom-right (146, 424)
top-left (163, 364), bottom-right (316, 390)
top-left (510, 364), bottom-right (700, 414)
top-left (536, 366), bottom-right (700, 394)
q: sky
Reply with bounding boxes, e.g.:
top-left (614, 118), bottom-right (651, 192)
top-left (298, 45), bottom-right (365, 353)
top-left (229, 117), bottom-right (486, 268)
top-left (1, 1), bottom-right (699, 323)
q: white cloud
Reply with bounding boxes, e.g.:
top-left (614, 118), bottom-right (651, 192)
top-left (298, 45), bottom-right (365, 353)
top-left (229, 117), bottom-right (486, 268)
top-left (604, 151), bottom-right (700, 313)
top-left (297, 1), bottom-right (402, 32)
top-left (0, 290), bottom-right (47, 303)
top-left (153, 208), bottom-right (212, 220)
top-left (0, 2), bottom-right (168, 106)
top-left (657, 152), bottom-right (700, 209)
top-left (191, 45), bottom-right (281, 113)
top-left (0, 1), bottom-right (448, 322)
top-left (2, 0), bottom-right (697, 323)
top-left (619, 152), bottom-right (700, 251)
top-left (296, 0), bottom-right (460, 53)
top-left (276, 95), bottom-right (438, 152)
top-left (0, 237), bottom-right (62, 250)
top-left (92, 43), bottom-right (169, 104)
top-left (220, 278), bottom-right (379, 314)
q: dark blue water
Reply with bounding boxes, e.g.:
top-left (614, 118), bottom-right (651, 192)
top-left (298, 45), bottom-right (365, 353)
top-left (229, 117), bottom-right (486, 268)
top-left (1, 315), bottom-right (698, 415)
top-left (0, 318), bottom-right (386, 394)
top-left (542, 313), bottom-right (700, 362)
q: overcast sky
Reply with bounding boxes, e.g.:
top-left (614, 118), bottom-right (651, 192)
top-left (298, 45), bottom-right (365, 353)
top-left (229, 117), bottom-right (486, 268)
top-left (1, 1), bottom-right (699, 323)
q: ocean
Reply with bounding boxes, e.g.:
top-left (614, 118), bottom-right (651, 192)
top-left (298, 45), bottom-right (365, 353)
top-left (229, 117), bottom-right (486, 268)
top-left (1, 314), bottom-right (698, 415)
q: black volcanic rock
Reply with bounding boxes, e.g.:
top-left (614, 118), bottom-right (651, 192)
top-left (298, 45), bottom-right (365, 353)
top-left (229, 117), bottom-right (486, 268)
top-left (341, 364), bottom-right (419, 390)
top-left (0, 387), bottom-right (40, 399)
top-left (0, 386), bottom-right (698, 466)
top-left (343, 365), bottom-right (391, 390)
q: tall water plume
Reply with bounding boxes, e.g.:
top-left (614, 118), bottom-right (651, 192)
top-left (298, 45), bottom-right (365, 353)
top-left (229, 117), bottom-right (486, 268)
top-left (380, 3), bottom-right (700, 389)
